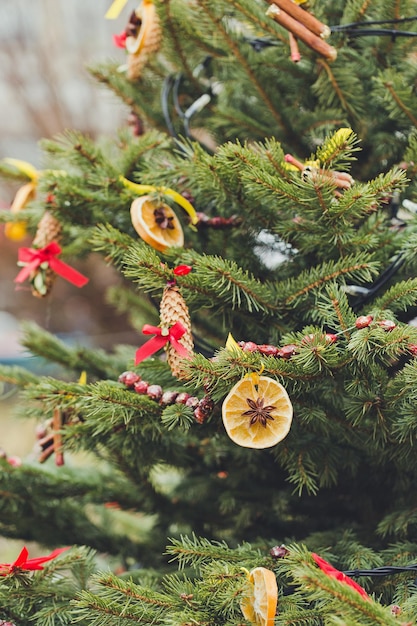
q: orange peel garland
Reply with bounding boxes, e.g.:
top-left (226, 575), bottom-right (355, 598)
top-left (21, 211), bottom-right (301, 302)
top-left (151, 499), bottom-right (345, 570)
top-left (240, 566), bottom-right (278, 626)
top-left (222, 375), bottom-right (293, 449)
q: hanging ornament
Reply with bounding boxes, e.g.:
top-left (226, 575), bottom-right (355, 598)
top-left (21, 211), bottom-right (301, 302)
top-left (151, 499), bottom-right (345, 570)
top-left (21, 210), bottom-right (62, 297)
top-left (125, 1), bottom-right (162, 80)
top-left (159, 282), bottom-right (194, 378)
top-left (134, 269), bottom-right (194, 378)
top-left (240, 566), bottom-right (278, 626)
top-left (15, 211), bottom-right (89, 297)
top-left (130, 195), bottom-right (184, 251)
top-left (222, 374), bottom-right (293, 449)
top-left (265, 0), bottom-right (336, 61)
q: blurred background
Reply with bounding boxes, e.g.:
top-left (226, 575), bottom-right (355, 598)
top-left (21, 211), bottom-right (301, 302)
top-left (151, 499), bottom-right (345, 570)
top-left (0, 0), bottom-right (139, 544)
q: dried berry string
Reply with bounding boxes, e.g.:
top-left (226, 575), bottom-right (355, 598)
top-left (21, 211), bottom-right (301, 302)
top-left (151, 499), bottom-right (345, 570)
top-left (236, 314), bottom-right (413, 360)
top-left (118, 371), bottom-right (214, 424)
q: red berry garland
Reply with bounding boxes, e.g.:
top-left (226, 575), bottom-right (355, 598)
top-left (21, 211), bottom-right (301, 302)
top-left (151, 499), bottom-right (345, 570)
top-left (118, 371), bottom-right (214, 423)
top-left (237, 314), bottom-right (403, 360)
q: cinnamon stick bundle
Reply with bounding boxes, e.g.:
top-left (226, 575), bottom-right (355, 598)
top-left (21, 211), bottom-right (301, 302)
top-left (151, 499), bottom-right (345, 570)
top-left (266, 4), bottom-right (337, 61)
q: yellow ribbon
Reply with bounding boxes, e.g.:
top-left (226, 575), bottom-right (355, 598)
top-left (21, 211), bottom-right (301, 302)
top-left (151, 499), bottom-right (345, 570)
top-left (120, 176), bottom-right (198, 225)
top-left (3, 159), bottom-right (39, 241)
top-left (225, 332), bottom-right (242, 354)
top-left (3, 158), bottom-right (38, 181)
top-left (105, 0), bottom-right (129, 19)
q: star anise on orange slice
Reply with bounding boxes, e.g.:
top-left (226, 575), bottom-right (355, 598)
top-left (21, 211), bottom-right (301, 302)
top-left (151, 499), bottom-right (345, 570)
top-left (222, 375), bottom-right (293, 449)
top-left (242, 397), bottom-right (276, 427)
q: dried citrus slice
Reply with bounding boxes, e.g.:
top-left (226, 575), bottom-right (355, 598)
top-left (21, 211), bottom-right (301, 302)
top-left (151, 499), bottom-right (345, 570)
top-left (240, 566), bottom-right (278, 626)
top-left (222, 375), bottom-right (293, 449)
top-left (125, 0), bottom-right (159, 55)
top-left (130, 195), bottom-right (184, 252)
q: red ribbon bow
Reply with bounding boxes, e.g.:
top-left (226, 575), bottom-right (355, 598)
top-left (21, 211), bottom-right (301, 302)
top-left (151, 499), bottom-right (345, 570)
top-left (0, 546), bottom-right (69, 576)
top-left (135, 321), bottom-right (190, 365)
top-left (15, 242), bottom-right (89, 288)
top-left (311, 553), bottom-right (370, 600)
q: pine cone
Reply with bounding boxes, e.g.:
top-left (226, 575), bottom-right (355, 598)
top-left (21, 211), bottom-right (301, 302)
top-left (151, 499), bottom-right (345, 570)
top-left (30, 211), bottom-right (62, 298)
top-left (126, 1), bottom-right (161, 80)
top-left (160, 284), bottom-right (194, 379)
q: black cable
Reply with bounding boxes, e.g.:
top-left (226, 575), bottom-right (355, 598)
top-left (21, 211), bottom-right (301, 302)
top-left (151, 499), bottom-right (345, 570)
top-left (337, 29), bottom-right (417, 38)
top-left (161, 74), bottom-right (179, 140)
top-left (347, 252), bottom-right (406, 309)
top-left (344, 564), bottom-right (417, 577)
top-left (331, 15), bottom-right (417, 31)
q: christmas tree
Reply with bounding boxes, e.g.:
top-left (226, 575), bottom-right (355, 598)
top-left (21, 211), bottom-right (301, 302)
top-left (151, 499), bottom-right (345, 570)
top-left (2, 0), bottom-right (417, 624)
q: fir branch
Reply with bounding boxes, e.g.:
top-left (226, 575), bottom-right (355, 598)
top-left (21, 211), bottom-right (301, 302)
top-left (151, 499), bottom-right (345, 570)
top-left (197, 1), bottom-right (289, 136)
top-left (41, 130), bottom-right (108, 170)
top-left (279, 256), bottom-right (379, 306)
top-left (382, 75), bottom-right (417, 127)
top-left (371, 277), bottom-right (417, 312)
top-left (280, 449), bottom-right (320, 496)
top-left (315, 128), bottom-right (361, 169)
top-left (0, 364), bottom-right (39, 387)
top-left (315, 58), bottom-right (364, 122)
top-left (155, 0), bottom-right (203, 84)
top-left (193, 255), bottom-right (274, 313)
top-left (89, 62), bottom-right (169, 134)
top-left (347, 322), bottom-right (417, 367)
top-left (165, 534), bottom-right (262, 570)
top-left (90, 223), bottom-right (137, 268)
top-left (19, 322), bottom-right (125, 380)
top-left (281, 545), bottom-right (399, 625)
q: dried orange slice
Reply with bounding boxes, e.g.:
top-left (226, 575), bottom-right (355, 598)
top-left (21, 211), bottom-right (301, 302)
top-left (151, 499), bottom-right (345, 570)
top-left (130, 195), bottom-right (184, 252)
top-left (125, 0), bottom-right (160, 54)
top-left (222, 375), bottom-right (293, 449)
top-left (240, 566), bottom-right (278, 626)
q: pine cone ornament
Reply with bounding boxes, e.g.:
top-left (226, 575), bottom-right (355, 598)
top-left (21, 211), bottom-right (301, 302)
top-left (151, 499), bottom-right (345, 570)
top-left (160, 284), bottom-right (194, 378)
top-left (30, 211), bottom-right (62, 297)
top-left (126, 0), bottom-right (161, 80)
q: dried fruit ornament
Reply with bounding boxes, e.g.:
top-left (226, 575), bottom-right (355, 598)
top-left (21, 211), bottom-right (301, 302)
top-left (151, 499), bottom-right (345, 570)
top-left (105, 0), bottom-right (161, 80)
top-left (131, 195), bottom-right (184, 251)
top-left (240, 566), bottom-right (278, 626)
top-left (222, 373), bottom-right (293, 449)
top-left (125, 0), bottom-right (161, 80)
top-left (122, 176), bottom-right (198, 252)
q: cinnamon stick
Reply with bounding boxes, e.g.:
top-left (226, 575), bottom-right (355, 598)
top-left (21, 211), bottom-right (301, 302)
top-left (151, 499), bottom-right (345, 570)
top-left (266, 5), bottom-right (337, 61)
top-left (289, 32), bottom-right (301, 62)
top-left (267, 0), bottom-right (330, 38)
top-left (52, 407), bottom-right (64, 466)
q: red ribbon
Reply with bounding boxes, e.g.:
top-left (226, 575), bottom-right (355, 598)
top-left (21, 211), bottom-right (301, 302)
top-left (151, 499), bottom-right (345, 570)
top-left (0, 546), bottom-right (69, 576)
top-left (135, 321), bottom-right (190, 365)
top-left (15, 242), bottom-right (89, 288)
top-left (311, 553), bottom-right (370, 600)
